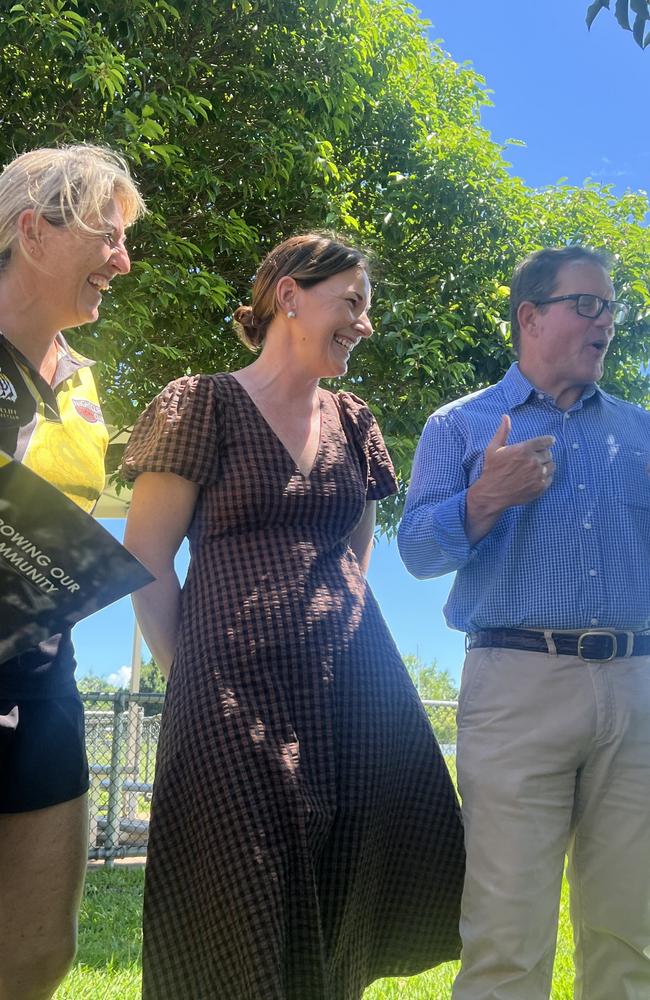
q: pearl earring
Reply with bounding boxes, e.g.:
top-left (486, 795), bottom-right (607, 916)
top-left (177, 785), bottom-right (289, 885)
top-left (287, 310), bottom-right (296, 319)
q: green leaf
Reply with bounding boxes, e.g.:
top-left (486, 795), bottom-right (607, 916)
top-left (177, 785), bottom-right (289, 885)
top-left (615, 0), bottom-right (631, 29)
top-left (632, 8), bottom-right (648, 43)
top-left (586, 0), bottom-right (610, 29)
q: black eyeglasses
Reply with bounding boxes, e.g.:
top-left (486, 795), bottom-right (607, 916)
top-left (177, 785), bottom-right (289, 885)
top-left (532, 293), bottom-right (630, 325)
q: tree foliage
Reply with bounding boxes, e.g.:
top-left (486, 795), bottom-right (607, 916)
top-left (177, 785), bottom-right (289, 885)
top-left (586, 0), bottom-right (650, 48)
top-left (76, 659), bottom-right (165, 713)
top-left (139, 657), bottom-right (167, 696)
top-left (137, 656), bottom-right (167, 714)
top-left (77, 671), bottom-right (118, 693)
top-left (2, 1), bottom-right (649, 529)
top-left (403, 654), bottom-right (458, 744)
top-left (402, 654), bottom-right (458, 701)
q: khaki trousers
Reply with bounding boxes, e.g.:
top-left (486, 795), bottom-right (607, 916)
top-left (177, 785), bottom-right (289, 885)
top-left (452, 646), bottom-right (650, 1000)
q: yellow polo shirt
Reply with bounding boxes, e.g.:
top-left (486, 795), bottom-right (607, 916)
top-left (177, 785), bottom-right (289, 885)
top-left (0, 333), bottom-right (108, 511)
top-left (0, 332), bottom-right (109, 694)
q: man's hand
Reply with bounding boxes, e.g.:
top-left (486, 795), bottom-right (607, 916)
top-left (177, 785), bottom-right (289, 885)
top-left (480, 414), bottom-right (555, 506)
top-left (465, 415), bottom-right (555, 545)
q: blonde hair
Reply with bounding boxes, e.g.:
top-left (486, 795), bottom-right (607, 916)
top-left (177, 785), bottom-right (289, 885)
top-left (233, 232), bottom-right (368, 351)
top-left (0, 144), bottom-right (146, 270)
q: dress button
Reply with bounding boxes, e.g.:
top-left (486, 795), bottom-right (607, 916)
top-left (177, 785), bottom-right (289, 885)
top-left (577, 483), bottom-right (586, 490)
top-left (583, 522), bottom-right (592, 530)
top-left (591, 618), bottom-right (599, 626)
top-left (564, 413), bottom-right (571, 420)
top-left (589, 569), bottom-right (597, 576)
top-left (537, 393), bottom-right (544, 401)
top-left (572, 442), bottom-right (579, 450)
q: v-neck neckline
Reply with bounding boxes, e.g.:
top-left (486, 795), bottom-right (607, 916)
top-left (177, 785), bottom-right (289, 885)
top-left (226, 373), bottom-right (324, 480)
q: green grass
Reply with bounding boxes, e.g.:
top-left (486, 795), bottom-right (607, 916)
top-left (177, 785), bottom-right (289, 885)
top-left (55, 869), bottom-right (575, 999)
top-left (366, 878), bottom-right (574, 1000)
top-left (53, 869), bottom-right (143, 999)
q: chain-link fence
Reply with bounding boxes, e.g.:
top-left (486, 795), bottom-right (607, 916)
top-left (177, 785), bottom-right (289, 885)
top-left (82, 691), bottom-right (164, 866)
top-left (422, 699), bottom-right (458, 785)
top-left (82, 693), bottom-right (458, 865)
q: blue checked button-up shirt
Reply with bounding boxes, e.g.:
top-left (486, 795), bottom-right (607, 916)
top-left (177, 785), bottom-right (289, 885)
top-left (398, 363), bottom-right (650, 633)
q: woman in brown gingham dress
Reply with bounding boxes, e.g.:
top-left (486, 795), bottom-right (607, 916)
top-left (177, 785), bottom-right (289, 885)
top-left (123, 234), bottom-right (464, 1000)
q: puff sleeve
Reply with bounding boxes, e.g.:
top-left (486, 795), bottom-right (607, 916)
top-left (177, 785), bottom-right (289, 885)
top-left (122, 375), bottom-right (221, 486)
top-left (337, 391), bottom-right (398, 501)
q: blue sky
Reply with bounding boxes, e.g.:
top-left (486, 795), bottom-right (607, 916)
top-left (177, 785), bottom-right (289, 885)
top-left (421, 0), bottom-right (649, 196)
top-left (73, 0), bottom-right (649, 686)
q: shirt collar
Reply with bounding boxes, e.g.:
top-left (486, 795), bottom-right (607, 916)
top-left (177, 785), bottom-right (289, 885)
top-left (0, 332), bottom-right (94, 390)
top-left (501, 362), bottom-right (603, 410)
top-left (53, 333), bottom-right (95, 387)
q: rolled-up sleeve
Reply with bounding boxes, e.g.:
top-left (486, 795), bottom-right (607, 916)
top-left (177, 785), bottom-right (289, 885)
top-left (398, 412), bottom-right (477, 578)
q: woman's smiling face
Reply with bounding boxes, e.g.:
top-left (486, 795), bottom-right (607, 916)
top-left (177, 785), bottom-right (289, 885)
top-left (291, 265), bottom-right (373, 377)
top-left (31, 196), bottom-right (131, 331)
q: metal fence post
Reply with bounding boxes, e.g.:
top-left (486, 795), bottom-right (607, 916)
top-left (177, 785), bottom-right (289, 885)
top-left (104, 689), bottom-right (128, 868)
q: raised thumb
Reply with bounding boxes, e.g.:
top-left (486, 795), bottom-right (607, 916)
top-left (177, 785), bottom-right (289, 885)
top-left (487, 414), bottom-right (511, 451)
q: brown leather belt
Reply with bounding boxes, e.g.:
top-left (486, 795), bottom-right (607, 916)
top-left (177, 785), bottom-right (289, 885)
top-left (467, 628), bottom-right (650, 662)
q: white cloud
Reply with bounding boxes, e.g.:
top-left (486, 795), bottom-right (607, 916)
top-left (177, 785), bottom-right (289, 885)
top-left (589, 156), bottom-right (630, 181)
top-left (107, 665), bottom-right (132, 689)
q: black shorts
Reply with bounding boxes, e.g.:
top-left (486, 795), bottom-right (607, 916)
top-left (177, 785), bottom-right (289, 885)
top-left (0, 695), bottom-right (89, 813)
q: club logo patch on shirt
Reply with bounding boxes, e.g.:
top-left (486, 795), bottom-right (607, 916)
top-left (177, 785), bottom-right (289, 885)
top-left (72, 398), bottom-right (103, 424)
top-left (0, 372), bottom-right (18, 403)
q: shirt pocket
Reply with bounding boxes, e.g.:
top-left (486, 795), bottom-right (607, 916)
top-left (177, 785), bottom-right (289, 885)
top-left (623, 449), bottom-right (650, 551)
top-left (597, 441), bottom-right (650, 510)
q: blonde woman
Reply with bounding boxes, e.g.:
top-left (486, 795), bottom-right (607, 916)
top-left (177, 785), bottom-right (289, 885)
top-left (0, 144), bottom-right (145, 999)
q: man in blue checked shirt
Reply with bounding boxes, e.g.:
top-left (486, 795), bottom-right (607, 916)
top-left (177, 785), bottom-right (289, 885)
top-left (398, 246), bottom-right (650, 1000)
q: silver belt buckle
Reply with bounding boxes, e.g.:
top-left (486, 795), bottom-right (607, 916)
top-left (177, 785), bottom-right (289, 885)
top-left (577, 630), bottom-right (617, 662)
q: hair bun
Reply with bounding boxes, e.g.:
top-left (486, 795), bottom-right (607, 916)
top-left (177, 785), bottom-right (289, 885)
top-left (233, 304), bottom-right (257, 328)
top-left (232, 306), bottom-right (255, 327)
top-left (233, 303), bottom-right (264, 351)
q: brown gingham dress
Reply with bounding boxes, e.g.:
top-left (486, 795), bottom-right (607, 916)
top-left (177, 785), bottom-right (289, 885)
top-left (123, 373), bottom-right (464, 1000)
